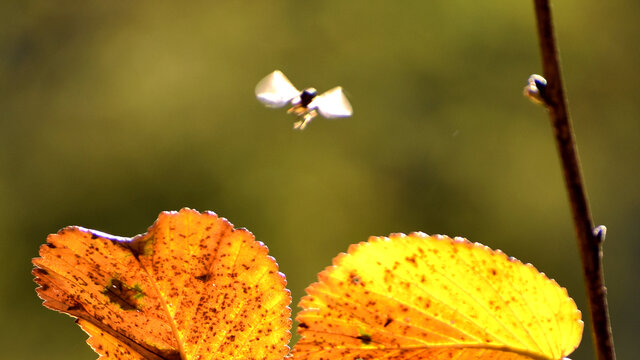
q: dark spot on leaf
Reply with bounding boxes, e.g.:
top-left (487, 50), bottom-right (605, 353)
top-left (298, 322), bottom-right (309, 329)
top-left (103, 278), bottom-right (144, 311)
top-left (67, 303), bottom-right (82, 311)
top-left (34, 268), bottom-right (49, 276)
top-left (349, 272), bottom-right (361, 285)
top-left (356, 334), bottom-right (372, 345)
top-left (195, 274), bottom-right (210, 282)
top-left (384, 317), bottom-right (393, 327)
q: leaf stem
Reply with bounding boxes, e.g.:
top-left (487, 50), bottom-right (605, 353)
top-left (531, 1), bottom-right (615, 359)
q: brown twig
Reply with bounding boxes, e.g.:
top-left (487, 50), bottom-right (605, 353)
top-left (531, 1), bottom-right (615, 359)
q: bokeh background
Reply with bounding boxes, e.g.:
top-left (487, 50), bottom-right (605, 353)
top-left (1, 1), bottom-right (638, 359)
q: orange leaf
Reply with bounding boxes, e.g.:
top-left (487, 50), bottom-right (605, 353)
top-left (293, 233), bottom-right (582, 360)
top-left (33, 208), bottom-right (291, 360)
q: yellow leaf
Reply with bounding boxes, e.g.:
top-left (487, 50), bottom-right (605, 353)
top-left (33, 208), bottom-right (291, 360)
top-left (293, 233), bottom-right (582, 360)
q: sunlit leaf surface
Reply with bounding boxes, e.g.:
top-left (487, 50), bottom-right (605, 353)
top-left (293, 233), bottom-right (582, 360)
top-left (33, 208), bottom-right (291, 360)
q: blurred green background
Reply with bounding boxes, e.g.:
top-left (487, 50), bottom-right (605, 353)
top-left (1, 1), bottom-right (638, 359)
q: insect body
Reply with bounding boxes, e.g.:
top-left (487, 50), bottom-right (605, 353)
top-left (255, 70), bottom-right (352, 130)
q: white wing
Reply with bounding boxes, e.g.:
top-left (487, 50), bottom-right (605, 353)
top-left (255, 70), bottom-right (300, 108)
top-left (309, 86), bottom-right (353, 118)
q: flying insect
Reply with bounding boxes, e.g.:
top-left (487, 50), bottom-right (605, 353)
top-left (255, 70), bottom-right (352, 130)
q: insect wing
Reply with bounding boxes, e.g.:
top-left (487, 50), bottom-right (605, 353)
top-left (255, 70), bottom-right (300, 108)
top-left (309, 86), bottom-right (353, 118)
